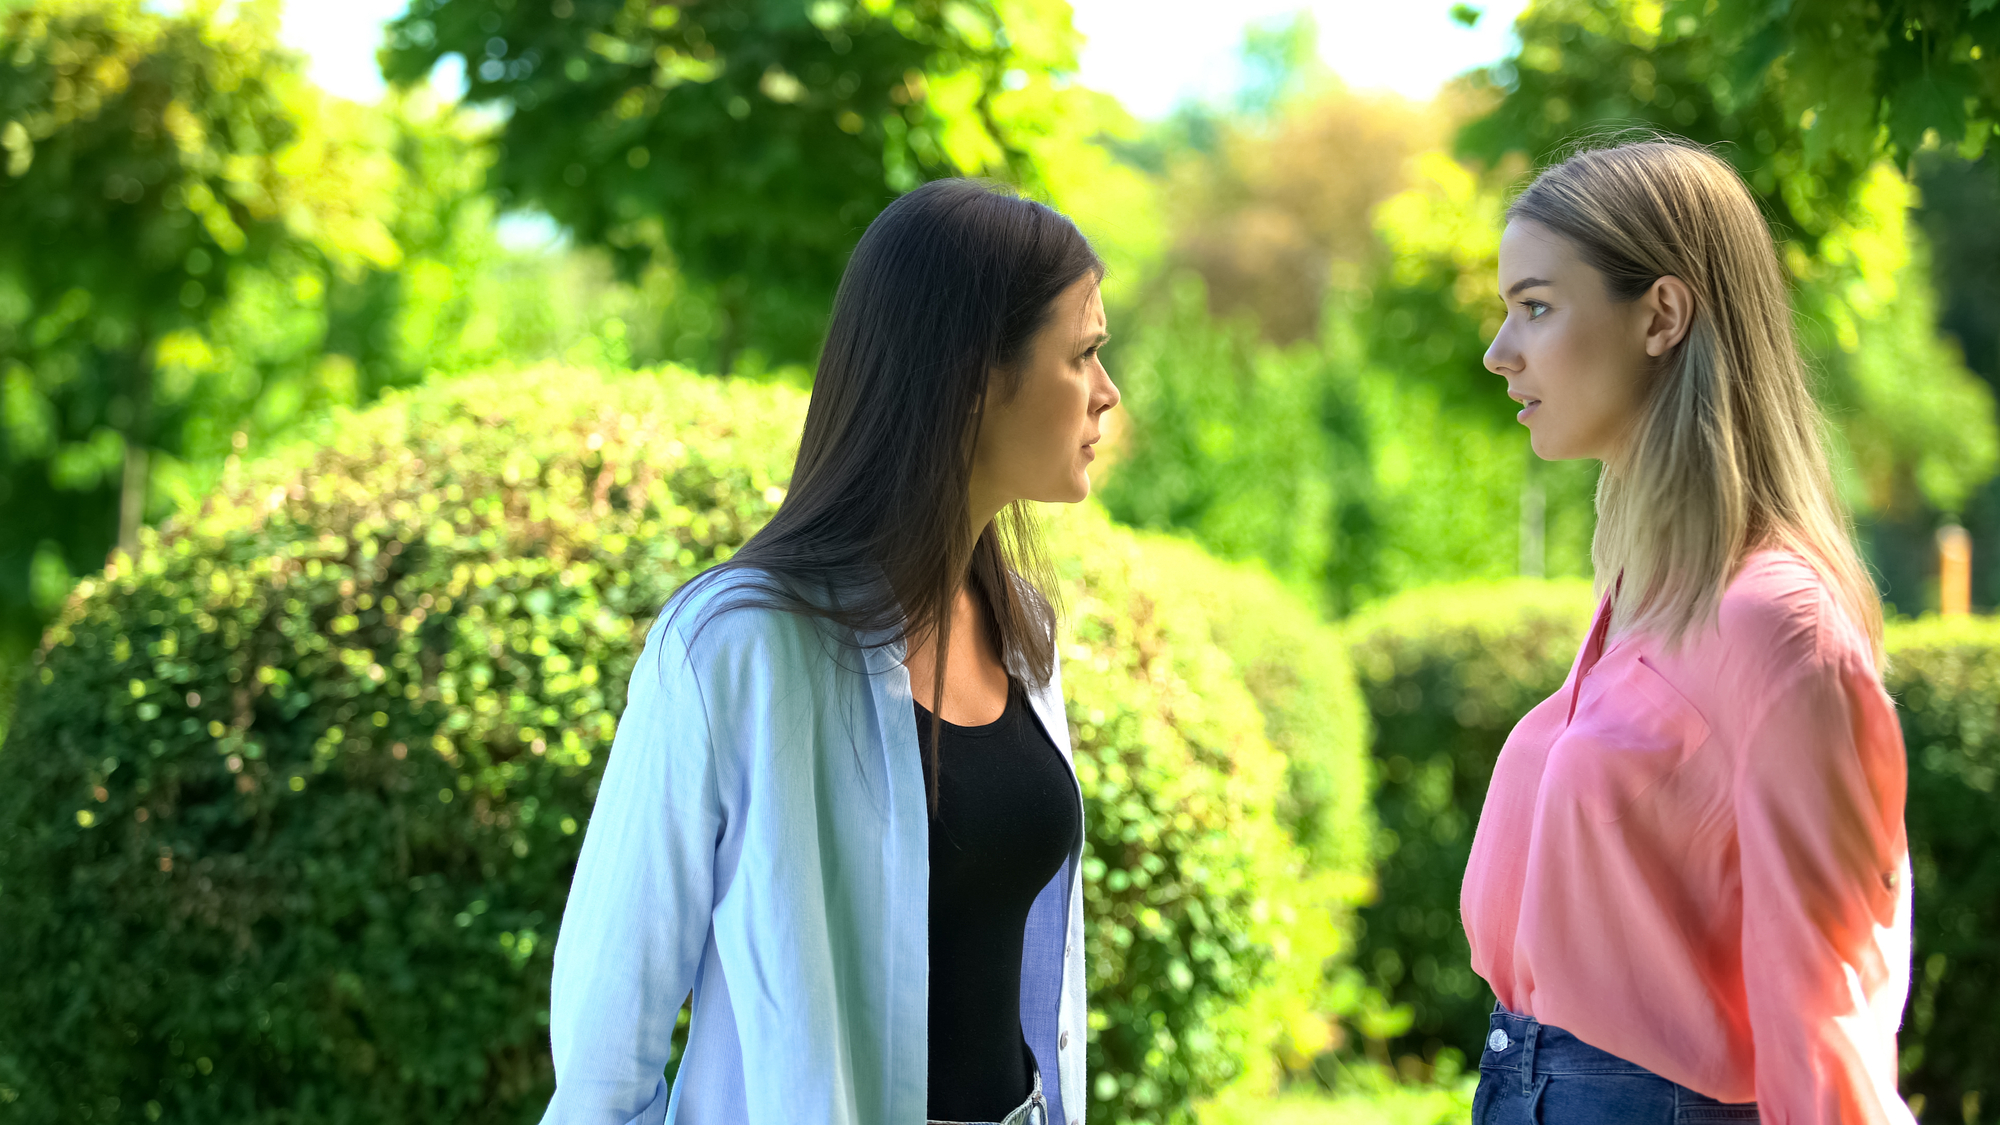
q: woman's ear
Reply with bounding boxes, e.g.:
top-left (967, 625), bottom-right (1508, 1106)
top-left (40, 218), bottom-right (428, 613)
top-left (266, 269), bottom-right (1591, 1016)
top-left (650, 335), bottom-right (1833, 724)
top-left (1643, 275), bottom-right (1696, 356)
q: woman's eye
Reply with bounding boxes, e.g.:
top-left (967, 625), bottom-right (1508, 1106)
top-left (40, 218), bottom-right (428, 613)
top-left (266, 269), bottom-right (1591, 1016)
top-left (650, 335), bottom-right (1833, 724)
top-left (1523, 301), bottom-right (1550, 320)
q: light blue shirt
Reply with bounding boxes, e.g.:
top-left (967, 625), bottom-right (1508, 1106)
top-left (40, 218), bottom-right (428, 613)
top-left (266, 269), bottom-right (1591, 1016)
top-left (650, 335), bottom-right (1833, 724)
top-left (538, 572), bottom-right (1088, 1125)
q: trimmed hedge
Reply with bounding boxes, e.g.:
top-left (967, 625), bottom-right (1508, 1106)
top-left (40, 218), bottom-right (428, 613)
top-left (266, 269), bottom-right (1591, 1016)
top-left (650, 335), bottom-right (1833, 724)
top-left (1134, 537), bottom-right (1373, 888)
top-left (0, 364), bottom-right (1372, 1125)
top-left (1042, 507), bottom-right (1359, 1118)
top-left (0, 365), bottom-right (800, 1123)
top-left (1879, 617), bottom-right (2000, 1121)
top-left (0, 653), bottom-right (17, 755)
top-left (1058, 527), bottom-right (1377, 1099)
top-left (1342, 582), bottom-right (2000, 1111)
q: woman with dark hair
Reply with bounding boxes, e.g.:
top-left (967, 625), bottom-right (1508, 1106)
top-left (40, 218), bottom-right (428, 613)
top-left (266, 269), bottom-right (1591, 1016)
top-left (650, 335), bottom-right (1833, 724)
top-left (536, 179), bottom-right (1117, 1125)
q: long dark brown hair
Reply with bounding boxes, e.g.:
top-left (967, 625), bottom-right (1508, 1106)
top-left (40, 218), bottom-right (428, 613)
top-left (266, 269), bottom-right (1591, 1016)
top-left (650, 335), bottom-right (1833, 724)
top-left (671, 178), bottom-right (1103, 810)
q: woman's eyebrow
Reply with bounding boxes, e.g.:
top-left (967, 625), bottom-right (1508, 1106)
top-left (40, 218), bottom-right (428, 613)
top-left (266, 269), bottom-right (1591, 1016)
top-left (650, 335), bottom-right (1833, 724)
top-left (1505, 277), bottom-right (1554, 298)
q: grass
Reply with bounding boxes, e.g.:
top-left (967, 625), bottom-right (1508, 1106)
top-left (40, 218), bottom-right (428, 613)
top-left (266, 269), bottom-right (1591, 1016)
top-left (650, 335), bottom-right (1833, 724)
top-left (1197, 1074), bottom-right (1475, 1125)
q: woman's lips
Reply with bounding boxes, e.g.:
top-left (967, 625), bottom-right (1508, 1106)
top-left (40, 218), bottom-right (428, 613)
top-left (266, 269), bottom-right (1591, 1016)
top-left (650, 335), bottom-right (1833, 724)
top-left (1082, 444), bottom-right (1096, 462)
top-left (1506, 388), bottom-right (1540, 424)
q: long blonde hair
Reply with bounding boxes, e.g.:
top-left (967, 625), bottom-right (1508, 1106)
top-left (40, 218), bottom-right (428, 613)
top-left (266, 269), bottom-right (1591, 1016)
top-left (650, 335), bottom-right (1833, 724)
top-left (1509, 139), bottom-right (1883, 658)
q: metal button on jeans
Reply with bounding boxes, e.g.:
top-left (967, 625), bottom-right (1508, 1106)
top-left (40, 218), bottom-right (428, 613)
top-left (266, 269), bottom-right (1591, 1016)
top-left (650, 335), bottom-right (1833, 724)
top-left (1487, 1028), bottom-right (1512, 1052)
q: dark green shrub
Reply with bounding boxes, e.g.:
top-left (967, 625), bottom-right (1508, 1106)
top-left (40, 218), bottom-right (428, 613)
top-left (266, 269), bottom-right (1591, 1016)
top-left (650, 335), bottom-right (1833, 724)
top-left (1136, 535), bottom-right (1373, 884)
top-left (1880, 617), bottom-right (2000, 1121)
top-left (0, 364), bottom-right (1365, 1124)
top-left (1045, 506), bottom-right (1349, 1120)
top-left (1061, 525), bottom-right (1377, 1101)
top-left (0, 652), bottom-right (18, 751)
top-left (1341, 580), bottom-right (1596, 1068)
top-left (0, 365), bottom-right (802, 1123)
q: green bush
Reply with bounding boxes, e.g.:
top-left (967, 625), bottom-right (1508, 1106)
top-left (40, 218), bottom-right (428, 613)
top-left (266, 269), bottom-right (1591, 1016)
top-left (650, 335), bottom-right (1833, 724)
top-left (0, 364), bottom-right (802, 1123)
top-left (0, 364), bottom-right (1368, 1124)
top-left (0, 652), bottom-right (18, 749)
top-left (1043, 506), bottom-right (1356, 1120)
top-left (1341, 580), bottom-right (1596, 1068)
top-left (1131, 535), bottom-right (1372, 893)
top-left (1879, 617), bottom-right (2000, 1120)
top-left (1059, 525), bottom-right (1377, 1103)
top-left (1341, 583), bottom-right (2000, 1108)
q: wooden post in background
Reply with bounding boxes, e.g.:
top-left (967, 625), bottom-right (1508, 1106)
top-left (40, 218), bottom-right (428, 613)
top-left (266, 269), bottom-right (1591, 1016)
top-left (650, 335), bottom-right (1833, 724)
top-left (1938, 524), bottom-right (1972, 618)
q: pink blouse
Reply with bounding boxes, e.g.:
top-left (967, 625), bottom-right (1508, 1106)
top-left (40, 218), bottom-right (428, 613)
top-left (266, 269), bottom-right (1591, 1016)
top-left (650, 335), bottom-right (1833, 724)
top-left (1461, 552), bottom-right (1915, 1123)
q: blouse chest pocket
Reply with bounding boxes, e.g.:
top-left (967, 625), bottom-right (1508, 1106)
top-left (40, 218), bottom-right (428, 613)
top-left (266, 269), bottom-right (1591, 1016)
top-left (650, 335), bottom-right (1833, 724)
top-left (1552, 655), bottom-right (1711, 823)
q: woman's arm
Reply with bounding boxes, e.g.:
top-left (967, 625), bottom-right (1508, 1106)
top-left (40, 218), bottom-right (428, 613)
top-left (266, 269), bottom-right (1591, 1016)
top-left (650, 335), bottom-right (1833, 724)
top-left (541, 614), bottom-right (726, 1125)
top-left (1736, 645), bottom-right (1915, 1125)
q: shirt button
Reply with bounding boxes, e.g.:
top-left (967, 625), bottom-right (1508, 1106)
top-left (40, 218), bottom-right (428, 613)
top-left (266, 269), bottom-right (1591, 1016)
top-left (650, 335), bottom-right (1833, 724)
top-left (1059, 1031), bottom-right (1069, 1049)
top-left (1064, 942), bottom-right (1072, 956)
top-left (1487, 1029), bottom-right (1511, 1052)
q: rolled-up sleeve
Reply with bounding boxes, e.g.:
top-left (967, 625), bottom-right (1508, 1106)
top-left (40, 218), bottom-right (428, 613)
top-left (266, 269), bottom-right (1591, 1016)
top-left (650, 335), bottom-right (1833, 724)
top-left (540, 617), bottom-right (723, 1125)
top-left (1735, 646), bottom-right (1915, 1125)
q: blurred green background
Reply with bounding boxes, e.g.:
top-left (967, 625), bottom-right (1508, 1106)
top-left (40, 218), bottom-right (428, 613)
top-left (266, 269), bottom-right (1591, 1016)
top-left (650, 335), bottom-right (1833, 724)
top-left (4, 0), bottom-right (1999, 1121)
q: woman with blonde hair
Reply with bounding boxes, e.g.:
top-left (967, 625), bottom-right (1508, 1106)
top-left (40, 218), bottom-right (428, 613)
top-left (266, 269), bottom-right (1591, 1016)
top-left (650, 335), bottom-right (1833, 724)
top-left (1464, 139), bottom-right (1915, 1123)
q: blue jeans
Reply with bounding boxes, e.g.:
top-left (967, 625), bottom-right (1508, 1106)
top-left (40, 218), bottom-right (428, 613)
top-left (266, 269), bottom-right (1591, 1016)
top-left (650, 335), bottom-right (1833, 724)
top-left (1474, 1004), bottom-right (1761, 1124)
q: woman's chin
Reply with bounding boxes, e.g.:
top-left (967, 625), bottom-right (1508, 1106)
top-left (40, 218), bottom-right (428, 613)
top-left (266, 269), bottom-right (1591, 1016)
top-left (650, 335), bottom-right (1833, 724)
top-left (1527, 427), bottom-right (1573, 461)
top-left (1016, 478), bottom-right (1092, 507)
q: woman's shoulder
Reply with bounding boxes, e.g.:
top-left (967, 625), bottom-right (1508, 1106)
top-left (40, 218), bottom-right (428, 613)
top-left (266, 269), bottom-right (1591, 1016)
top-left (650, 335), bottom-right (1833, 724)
top-left (651, 566), bottom-right (829, 667)
top-left (1712, 550), bottom-right (1867, 677)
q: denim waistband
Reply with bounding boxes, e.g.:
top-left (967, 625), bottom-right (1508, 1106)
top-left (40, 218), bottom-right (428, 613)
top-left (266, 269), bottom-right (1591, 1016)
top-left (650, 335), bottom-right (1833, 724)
top-left (1488, 1000), bottom-right (1656, 1072)
top-left (1479, 1003), bottom-right (1761, 1125)
top-left (1481, 1003), bottom-right (1654, 1095)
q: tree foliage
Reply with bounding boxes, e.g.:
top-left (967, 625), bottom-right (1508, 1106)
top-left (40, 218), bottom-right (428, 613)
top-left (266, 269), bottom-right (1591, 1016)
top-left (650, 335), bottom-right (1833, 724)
top-left (1462, 0), bottom-right (1998, 236)
top-left (379, 0), bottom-right (1072, 368)
top-left (0, 0), bottom-right (414, 660)
top-left (1106, 14), bottom-right (1435, 346)
top-left (1679, 0), bottom-right (2000, 174)
top-left (1096, 276), bottom-right (1340, 601)
top-left (1457, 0), bottom-right (1873, 245)
top-left (0, 0), bottom-right (302, 645)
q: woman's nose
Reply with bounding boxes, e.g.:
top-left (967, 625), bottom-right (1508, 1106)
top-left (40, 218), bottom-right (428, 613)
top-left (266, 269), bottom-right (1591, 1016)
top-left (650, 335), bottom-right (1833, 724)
top-left (1484, 330), bottom-right (1519, 377)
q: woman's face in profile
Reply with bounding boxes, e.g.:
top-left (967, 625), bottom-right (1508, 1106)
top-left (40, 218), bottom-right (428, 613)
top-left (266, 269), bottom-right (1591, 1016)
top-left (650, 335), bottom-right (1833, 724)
top-left (1484, 219), bottom-right (1653, 462)
top-left (973, 275), bottom-right (1119, 509)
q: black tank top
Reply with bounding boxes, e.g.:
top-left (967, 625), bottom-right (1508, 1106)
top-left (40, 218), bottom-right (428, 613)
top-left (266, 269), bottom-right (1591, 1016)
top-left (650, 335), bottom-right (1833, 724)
top-left (915, 679), bottom-right (1080, 1122)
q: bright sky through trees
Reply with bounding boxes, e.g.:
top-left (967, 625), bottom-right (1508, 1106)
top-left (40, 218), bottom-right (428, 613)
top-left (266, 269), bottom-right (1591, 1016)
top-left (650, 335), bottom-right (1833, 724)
top-left (278, 0), bottom-right (1529, 113)
top-left (1070, 0), bottom-right (1529, 114)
